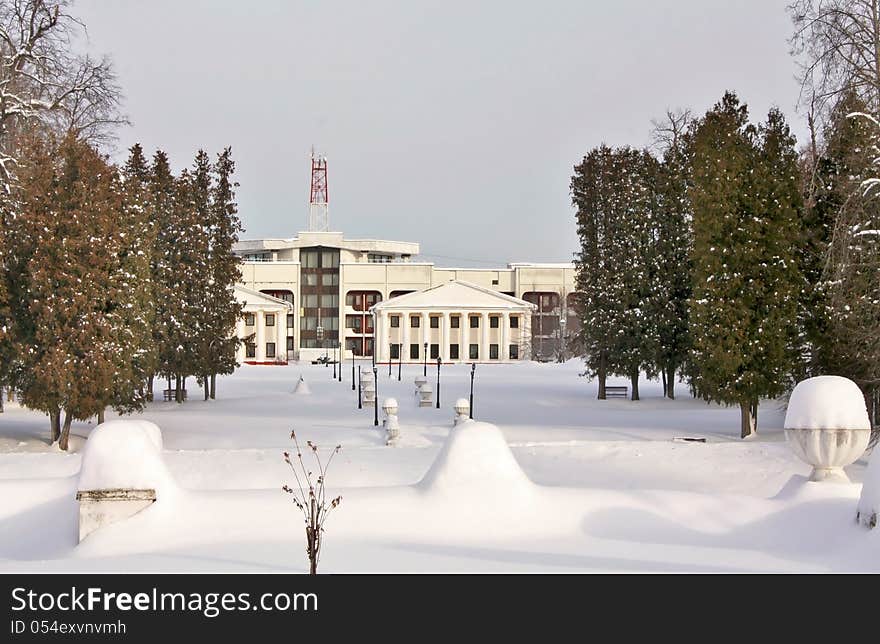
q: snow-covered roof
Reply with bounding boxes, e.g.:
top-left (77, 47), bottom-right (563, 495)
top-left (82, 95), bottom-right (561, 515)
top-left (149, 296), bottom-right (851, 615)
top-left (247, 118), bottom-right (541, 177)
top-left (371, 280), bottom-right (536, 312)
top-left (234, 285), bottom-right (294, 311)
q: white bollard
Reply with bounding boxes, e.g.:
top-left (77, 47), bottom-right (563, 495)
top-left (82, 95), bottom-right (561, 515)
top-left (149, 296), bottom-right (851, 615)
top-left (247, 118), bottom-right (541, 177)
top-left (414, 375), bottom-right (427, 396)
top-left (418, 382), bottom-right (433, 408)
top-left (453, 398), bottom-right (470, 425)
top-left (382, 397), bottom-right (400, 446)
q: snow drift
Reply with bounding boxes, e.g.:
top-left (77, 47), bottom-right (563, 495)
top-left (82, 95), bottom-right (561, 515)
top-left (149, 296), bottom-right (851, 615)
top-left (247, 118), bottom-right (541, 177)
top-left (785, 376), bottom-right (871, 429)
top-left (419, 420), bottom-right (533, 496)
top-left (78, 420), bottom-right (175, 495)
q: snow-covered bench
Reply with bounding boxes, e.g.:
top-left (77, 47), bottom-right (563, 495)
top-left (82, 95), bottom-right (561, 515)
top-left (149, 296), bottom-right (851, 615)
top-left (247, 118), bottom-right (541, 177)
top-left (162, 389), bottom-right (187, 401)
top-left (605, 386), bottom-right (628, 399)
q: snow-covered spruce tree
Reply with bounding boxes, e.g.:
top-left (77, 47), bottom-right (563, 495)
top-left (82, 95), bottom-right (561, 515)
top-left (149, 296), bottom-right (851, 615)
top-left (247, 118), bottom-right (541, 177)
top-left (572, 146), bottom-right (657, 400)
top-left (205, 147), bottom-right (243, 398)
top-left (689, 93), bottom-right (804, 438)
top-left (105, 143), bottom-right (159, 418)
top-left (648, 112), bottom-right (693, 399)
top-left (148, 150), bottom-right (182, 401)
top-left (8, 135), bottom-right (133, 449)
top-left (799, 92), bottom-right (872, 380)
top-left (189, 150), bottom-right (215, 400)
top-left (822, 109), bottom-right (880, 422)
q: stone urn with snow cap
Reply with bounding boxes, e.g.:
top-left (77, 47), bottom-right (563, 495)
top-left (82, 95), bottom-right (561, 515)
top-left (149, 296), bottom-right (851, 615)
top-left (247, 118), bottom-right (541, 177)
top-left (453, 398), bottom-right (470, 425)
top-left (382, 397), bottom-right (400, 445)
top-left (784, 375), bottom-right (871, 483)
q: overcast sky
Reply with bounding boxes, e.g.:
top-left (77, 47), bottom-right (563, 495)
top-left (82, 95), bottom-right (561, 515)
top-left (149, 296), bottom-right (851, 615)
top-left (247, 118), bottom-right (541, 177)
top-left (75, 0), bottom-right (805, 267)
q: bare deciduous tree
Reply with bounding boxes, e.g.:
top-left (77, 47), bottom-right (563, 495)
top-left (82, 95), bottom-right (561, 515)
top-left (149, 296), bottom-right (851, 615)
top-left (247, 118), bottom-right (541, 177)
top-left (789, 0), bottom-right (880, 122)
top-left (0, 0), bottom-right (125, 192)
top-left (282, 430), bottom-right (342, 575)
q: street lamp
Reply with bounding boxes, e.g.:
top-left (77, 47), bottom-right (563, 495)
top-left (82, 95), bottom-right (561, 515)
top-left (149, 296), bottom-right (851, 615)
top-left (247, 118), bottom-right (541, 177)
top-left (373, 366), bottom-right (379, 426)
top-left (338, 340), bottom-right (343, 382)
top-left (357, 366), bottom-right (362, 409)
top-left (332, 341), bottom-right (337, 379)
top-left (351, 345), bottom-right (355, 391)
top-left (423, 341), bottom-right (428, 377)
top-left (469, 362), bottom-right (476, 419)
top-left (436, 356), bottom-right (442, 409)
top-left (397, 343), bottom-right (402, 381)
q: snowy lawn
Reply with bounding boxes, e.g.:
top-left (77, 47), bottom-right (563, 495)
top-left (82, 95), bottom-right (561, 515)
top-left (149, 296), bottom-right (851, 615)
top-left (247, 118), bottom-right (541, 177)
top-left (0, 361), bottom-right (876, 572)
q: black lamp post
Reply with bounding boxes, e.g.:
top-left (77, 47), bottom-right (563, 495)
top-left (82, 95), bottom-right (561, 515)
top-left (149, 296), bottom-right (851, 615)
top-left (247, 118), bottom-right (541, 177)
top-left (388, 344), bottom-right (392, 377)
top-left (469, 362), bottom-right (476, 419)
top-left (332, 341), bottom-right (337, 379)
top-left (351, 347), bottom-right (355, 391)
top-left (397, 343), bottom-right (402, 381)
top-left (373, 366), bottom-right (379, 427)
top-left (338, 340), bottom-right (343, 382)
top-left (423, 341), bottom-right (428, 377)
top-left (357, 366), bottom-right (362, 409)
top-left (436, 356), bottom-right (441, 409)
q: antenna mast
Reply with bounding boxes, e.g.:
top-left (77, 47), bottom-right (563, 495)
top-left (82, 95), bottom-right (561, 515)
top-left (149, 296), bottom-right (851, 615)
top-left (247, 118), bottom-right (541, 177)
top-left (308, 146), bottom-right (329, 232)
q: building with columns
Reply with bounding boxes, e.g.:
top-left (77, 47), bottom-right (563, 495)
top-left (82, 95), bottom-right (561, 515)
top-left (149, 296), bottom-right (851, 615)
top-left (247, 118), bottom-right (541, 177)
top-left (234, 285), bottom-right (295, 364)
top-left (371, 281), bottom-right (536, 364)
top-left (234, 230), bottom-right (577, 363)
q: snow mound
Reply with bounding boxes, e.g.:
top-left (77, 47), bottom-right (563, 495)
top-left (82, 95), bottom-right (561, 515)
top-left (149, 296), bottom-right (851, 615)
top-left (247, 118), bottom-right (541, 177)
top-left (785, 376), bottom-right (870, 430)
top-left (419, 420), bottom-right (532, 495)
top-left (293, 375), bottom-right (311, 395)
top-left (78, 420), bottom-right (175, 495)
top-left (858, 449), bottom-right (880, 528)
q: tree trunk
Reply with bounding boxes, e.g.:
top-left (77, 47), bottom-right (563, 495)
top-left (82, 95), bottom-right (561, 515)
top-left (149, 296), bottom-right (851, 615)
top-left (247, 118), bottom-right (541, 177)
top-left (210, 373), bottom-right (216, 400)
top-left (0, 389), bottom-right (3, 413)
top-left (661, 369), bottom-right (667, 398)
top-left (666, 365), bottom-right (676, 400)
top-left (203, 376), bottom-right (209, 401)
top-left (97, 407), bottom-right (105, 424)
top-left (59, 410), bottom-right (73, 451)
top-left (740, 400), bottom-right (757, 439)
top-left (49, 407), bottom-right (61, 444)
top-left (147, 374), bottom-right (154, 402)
top-left (630, 371), bottom-right (640, 401)
top-left (597, 350), bottom-right (607, 400)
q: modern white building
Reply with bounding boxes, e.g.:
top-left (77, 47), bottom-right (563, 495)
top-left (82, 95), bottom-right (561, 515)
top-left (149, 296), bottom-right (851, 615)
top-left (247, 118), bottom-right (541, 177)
top-left (233, 285), bottom-right (294, 364)
top-left (371, 281), bottom-right (536, 364)
top-left (233, 230), bottom-right (577, 364)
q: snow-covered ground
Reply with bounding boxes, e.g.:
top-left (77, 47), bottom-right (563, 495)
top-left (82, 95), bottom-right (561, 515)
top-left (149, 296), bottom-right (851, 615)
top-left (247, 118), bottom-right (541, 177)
top-left (0, 361), bottom-right (876, 572)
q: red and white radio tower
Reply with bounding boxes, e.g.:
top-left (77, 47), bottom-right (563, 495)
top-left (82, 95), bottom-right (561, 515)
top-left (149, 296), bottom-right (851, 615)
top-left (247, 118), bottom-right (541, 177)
top-left (308, 146), bottom-right (329, 232)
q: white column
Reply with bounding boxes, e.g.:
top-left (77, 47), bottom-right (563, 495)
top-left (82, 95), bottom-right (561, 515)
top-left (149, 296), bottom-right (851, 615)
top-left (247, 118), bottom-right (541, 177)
top-left (235, 317), bottom-right (245, 362)
top-left (376, 311), bottom-right (385, 363)
top-left (277, 310), bottom-right (286, 362)
top-left (501, 311), bottom-right (510, 361)
top-left (421, 312), bottom-right (429, 361)
top-left (481, 312), bottom-right (490, 362)
top-left (255, 312), bottom-right (265, 362)
top-left (403, 312), bottom-right (411, 363)
top-left (441, 312), bottom-right (450, 361)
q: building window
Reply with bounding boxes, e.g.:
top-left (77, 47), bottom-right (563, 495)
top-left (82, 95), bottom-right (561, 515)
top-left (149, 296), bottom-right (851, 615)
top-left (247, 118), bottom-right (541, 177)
top-left (287, 314), bottom-right (295, 329)
top-left (430, 343), bottom-right (439, 359)
top-left (469, 344), bottom-right (479, 360)
top-left (410, 316), bottom-right (420, 328)
top-left (510, 316), bottom-right (519, 328)
top-left (410, 344), bottom-right (419, 359)
top-left (266, 342), bottom-right (276, 358)
top-left (245, 313), bottom-right (255, 326)
top-left (390, 344), bottom-right (400, 359)
top-left (303, 294), bottom-right (318, 308)
top-left (509, 344), bottom-right (519, 360)
top-left (390, 315), bottom-right (400, 328)
top-left (265, 314), bottom-right (275, 327)
top-left (345, 315), bottom-right (363, 332)
top-left (287, 336), bottom-right (295, 351)
top-left (304, 273), bottom-right (318, 286)
top-left (320, 294), bottom-right (338, 308)
top-left (368, 253), bottom-right (393, 263)
top-left (245, 343), bottom-right (256, 358)
top-left (492, 279), bottom-right (499, 285)
top-left (450, 344), bottom-right (460, 359)
top-left (322, 273), bottom-right (339, 286)
top-left (429, 316), bottom-right (439, 328)
top-left (490, 344), bottom-right (499, 359)
top-left (450, 316), bottom-right (460, 329)
top-left (301, 316), bottom-right (317, 330)
top-left (301, 250), bottom-right (318, 268)
top-left (490, 316), bottom-right (499, 328)
top-left (322, 251), bottom-right (339, 268)
top-left (469, 316), bottom-right (479, 328)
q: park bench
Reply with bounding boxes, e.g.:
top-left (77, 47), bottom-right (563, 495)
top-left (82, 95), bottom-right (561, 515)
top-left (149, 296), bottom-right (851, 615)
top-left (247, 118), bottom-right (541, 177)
top-left (605, 386), bottom-right (628, 399)
top-left (162, 389), bottom-right (187, 401)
